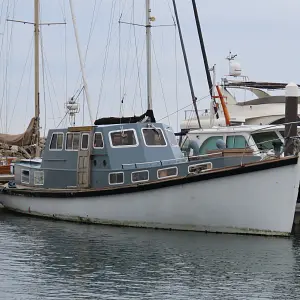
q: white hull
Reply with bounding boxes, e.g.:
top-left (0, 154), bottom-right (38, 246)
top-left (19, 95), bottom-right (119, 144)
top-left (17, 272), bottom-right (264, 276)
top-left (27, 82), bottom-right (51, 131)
top-left (1, 159), bottom-right (299, 236)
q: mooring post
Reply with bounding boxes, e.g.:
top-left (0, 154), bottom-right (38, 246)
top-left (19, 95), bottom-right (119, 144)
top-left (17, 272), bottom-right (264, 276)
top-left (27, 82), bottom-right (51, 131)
top-left (284, 82), bottom-right (299, 156)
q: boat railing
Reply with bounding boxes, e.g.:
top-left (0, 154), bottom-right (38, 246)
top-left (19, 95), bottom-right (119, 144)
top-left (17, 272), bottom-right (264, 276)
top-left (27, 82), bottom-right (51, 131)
top-left (184, 109), bottom-right (221, 120)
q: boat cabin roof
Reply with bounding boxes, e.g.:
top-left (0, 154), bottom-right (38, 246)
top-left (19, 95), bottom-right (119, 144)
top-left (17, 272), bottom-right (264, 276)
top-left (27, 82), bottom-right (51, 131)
top-left (187, 124), bottom-right (286, 135)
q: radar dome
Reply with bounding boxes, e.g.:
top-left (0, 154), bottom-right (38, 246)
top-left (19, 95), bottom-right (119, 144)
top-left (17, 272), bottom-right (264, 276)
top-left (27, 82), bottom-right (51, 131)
top-left (229, 61), bottom-right (242, 77)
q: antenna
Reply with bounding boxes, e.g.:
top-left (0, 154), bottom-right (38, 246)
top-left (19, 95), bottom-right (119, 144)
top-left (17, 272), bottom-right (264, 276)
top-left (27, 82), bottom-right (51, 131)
top-left (225, 51), bottom-right (242, 78)
top-left (226, 51), bottom-right (237, 70)
top-left (226, 51), bottom-right (237, 62)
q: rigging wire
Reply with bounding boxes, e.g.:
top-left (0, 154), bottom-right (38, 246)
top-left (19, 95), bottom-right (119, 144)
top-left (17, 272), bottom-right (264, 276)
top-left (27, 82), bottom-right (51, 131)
top-left (72, 0), bottom-right (103, 96)
top-left (8, 35), bottom-right (34, 131)
top-left (2, 0), bottom-right (16, 133)
top-left (0, 0), bottom-right (5, 28)
top-left (169, 4), bottom-right (179, 131)
top-left (96, 0), bottom-right (117, 119)
top-left (72, 85), bottom-right (84, 101)
top-left (131, 36), bottom-right (145, 114)
top-left (174, 24), bottom-right (179, 131)
top-left (0, 1), bottom-right (10, 132)
top-left (118, 2), bottom-right (134, 117)
top-left (158, 94), bottom-right (210, 122)
top-left (42, 48), bottom-right (62, 117)
top-left (56, 112), bottom-right (68, 128)
top-left (24, 41), bottom-right (34, 133)
top-left (40, 27), bottom-right (56, 128)
top-left (151, 38), bottom-right (170, 125)
top-left (60, 0), bottom-right (68, 108)
top-left (132, 0), bottom-right (144, 113)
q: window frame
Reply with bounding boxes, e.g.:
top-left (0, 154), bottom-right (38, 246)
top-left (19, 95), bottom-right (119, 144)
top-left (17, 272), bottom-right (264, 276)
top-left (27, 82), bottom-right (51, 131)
top-left (108, 172), bottom-right (125, 185)
top-left (93, 132), bottom-right (104, 149)
top-left (141, 127), bottom-right (168, 148)
top-left (81, 133), bottom-right (90, 150)
top-left (157, 166), bottom-right (178, 180)
top-left (65, 132), bottom-right (80, 151)
top-left (131, 170), bottom-right (149, 183)
top-left (109, 129), bottom-right (139, 148)
top-left (49, 132), bottom-right (64, 151)
top-left (21, 169), bottom-right (30, 184)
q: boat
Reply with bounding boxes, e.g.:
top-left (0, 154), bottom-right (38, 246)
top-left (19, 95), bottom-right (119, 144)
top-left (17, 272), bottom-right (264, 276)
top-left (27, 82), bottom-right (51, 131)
top-left (0, 157), bottom-right (15, 184)
top-left (1, 121), bottom-right (300, 236)
top-left (0, 118), bottom-right (38, 182)
top-left (0, 0), bottom-right (300, 237)
top-left (180, 54), bottom-right (300, 131)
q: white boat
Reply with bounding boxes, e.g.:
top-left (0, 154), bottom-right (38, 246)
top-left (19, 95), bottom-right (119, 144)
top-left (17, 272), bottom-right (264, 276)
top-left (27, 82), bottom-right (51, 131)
top-left (1, 153), bottom-right (299, 236)
top-left (1, 0), bottom-right (299, 237)
top-left (180, 55), bottom-right (300, 131)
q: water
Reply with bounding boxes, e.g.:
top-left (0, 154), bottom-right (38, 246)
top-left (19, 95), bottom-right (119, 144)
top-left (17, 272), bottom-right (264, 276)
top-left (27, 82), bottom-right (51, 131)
top-left (1, 209), bottom-right (300, 299)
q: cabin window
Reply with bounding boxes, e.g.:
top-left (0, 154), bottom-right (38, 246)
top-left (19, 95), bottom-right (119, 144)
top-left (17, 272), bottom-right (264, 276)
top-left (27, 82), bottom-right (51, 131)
top-left (49, 133), bottom-right (64, 150)
top-left (81, 133), bottom-right (89, 150)
top-left (110, 130), bottom-right (138, 147)
top-left (131, 170), bottom-right (149, 183)
top-left (188, 162), bottom-right (212, 174)
top-left (109, 172), bottom-right (124, 185)
top-left (34, 171), bottom-right (44, 185)
top-left (157, 167), bottom-right (178, 179)
top-left (199, 136), bottom-right (223, 155)
top-left (66, 132), bottom-right (80, 150)
top-left (251, 131), bottom-right (280, 151)
top-left (226, 135), bottom-right (248, 149)
top-left (142, 128), bottom-right (167, 146)
top-left (166, 129), bottom-right (178, 146)
top-left (93, 132), bottom-right (104, 149)
top-left (21, 169), bottom-right (30, 184)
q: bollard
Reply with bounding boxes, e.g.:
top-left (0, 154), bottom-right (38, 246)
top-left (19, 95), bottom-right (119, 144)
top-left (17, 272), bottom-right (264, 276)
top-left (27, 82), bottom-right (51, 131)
top-left (284, 82), bottom-right (299, 156)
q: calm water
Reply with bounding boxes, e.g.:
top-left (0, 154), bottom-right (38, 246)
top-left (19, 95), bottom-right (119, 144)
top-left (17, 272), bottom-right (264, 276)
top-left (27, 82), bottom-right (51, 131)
top-left (1, 208), bottom-right (300, 299)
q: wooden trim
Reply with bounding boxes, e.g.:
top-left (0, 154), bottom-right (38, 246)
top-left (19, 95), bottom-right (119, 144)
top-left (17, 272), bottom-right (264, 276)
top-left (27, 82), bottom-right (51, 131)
top-left (207, 148), bottom-right (254, 157)
top-left (68, 126), bottom-right (93, 132)
top-left (0, 166), bottom-right (10, 174)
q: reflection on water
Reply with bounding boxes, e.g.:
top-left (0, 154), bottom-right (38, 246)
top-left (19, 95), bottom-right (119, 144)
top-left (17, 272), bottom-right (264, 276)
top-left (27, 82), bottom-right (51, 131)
top-left (1, 208), bottom-right (300, 299)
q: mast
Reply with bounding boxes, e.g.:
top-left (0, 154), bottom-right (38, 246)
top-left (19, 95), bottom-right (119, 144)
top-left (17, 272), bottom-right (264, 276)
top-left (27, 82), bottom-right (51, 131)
top-left (210, 64), bottom-right (216, 127)
top-left (69, 0), bottom-right (93, 124)
top-left (145, 0), bottom-right (153, 111)
top-left (191, 0), bottom-right (219, 119)
top-left (172, 0), bottom-right (201, 128)
top-left (34, 0), bottom-right (40, 157)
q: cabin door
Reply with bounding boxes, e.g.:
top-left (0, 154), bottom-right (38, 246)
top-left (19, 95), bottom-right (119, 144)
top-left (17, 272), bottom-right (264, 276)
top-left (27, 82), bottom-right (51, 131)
top-left (77, 131), bottom-right (92, 188)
